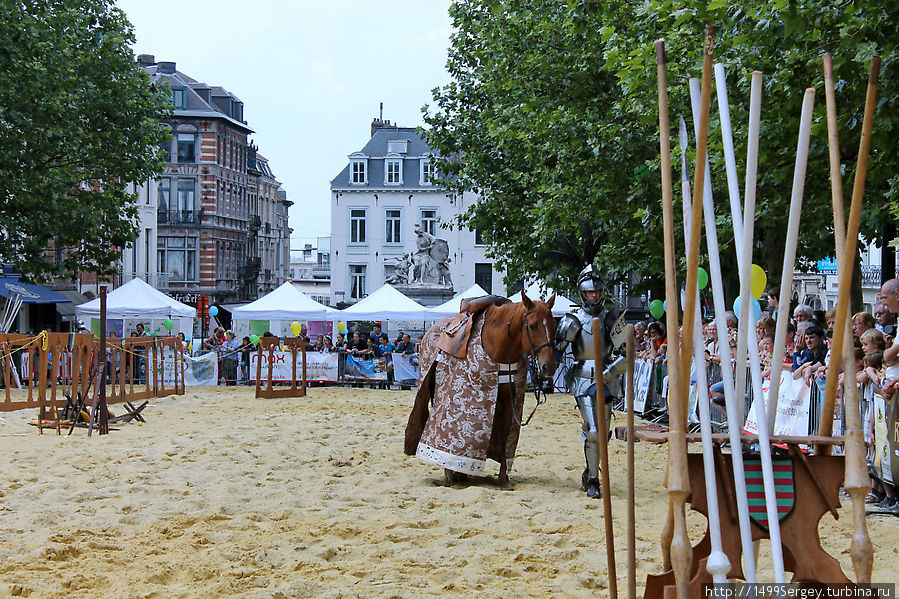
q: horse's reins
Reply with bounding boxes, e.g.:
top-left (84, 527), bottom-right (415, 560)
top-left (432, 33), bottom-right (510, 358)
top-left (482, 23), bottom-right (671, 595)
top-left (504, 306), bottom-right (552, 426)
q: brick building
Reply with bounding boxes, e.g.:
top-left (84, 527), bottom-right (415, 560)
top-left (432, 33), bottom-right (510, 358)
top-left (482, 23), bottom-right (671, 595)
top-left (112, 55), bottom-right (291, 306)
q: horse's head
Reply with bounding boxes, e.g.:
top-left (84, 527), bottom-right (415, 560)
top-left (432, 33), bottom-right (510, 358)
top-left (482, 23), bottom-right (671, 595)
top-left (520, 290), bottom-right (558, 380)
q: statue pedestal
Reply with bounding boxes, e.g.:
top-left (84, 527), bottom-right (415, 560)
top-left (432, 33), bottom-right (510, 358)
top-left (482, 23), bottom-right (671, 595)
top-left (395, 285), bottom-right (455, 307)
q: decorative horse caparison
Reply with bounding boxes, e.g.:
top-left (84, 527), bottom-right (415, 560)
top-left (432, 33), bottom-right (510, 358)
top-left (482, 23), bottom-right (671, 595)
top-left (404, 292), bottom-right (557, 489)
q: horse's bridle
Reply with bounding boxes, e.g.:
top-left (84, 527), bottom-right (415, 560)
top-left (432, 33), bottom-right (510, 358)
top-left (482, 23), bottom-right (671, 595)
top-left (504, 307), bottom-right (554, 426)
top-left (509, 307), bottom-right (554, 360)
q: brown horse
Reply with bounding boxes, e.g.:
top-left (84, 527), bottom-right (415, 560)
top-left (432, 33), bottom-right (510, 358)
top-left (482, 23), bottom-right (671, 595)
top-left (404, 291), bottom-right (558, 490)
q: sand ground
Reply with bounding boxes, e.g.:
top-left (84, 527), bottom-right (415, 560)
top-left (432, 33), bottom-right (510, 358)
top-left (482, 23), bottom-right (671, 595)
top-left (0, 386), bottom-right (896, 598)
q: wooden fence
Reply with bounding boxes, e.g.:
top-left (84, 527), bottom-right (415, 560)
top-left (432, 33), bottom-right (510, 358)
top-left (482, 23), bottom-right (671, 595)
top-left (0, 333), bottom-right (185, 412)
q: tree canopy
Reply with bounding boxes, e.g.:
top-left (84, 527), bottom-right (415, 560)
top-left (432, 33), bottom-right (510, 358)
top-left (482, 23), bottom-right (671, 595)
top-left (0, 0), bottom-right (169, 282)
top-left (424, 0), bottom-right (897, 297)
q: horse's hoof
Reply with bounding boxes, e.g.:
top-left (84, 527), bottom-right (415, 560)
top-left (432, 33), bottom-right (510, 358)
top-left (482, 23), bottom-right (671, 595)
top-left (444, 469), bottom-right (456, 485)
top-left (584, 479), bottom-right (601, 498)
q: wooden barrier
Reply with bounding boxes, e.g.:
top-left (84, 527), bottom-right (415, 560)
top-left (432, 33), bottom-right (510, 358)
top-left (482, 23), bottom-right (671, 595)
top-left (0, 332), bottom-right (185, 413)
top-left (254, 337), bottom-right (307, 399)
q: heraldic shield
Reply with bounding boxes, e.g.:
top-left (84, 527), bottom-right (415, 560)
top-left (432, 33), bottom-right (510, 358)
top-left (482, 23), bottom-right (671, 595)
top-left (744, 457), bottom-right (795, 531)
top-left (429, 239), bottom-right (449, 264)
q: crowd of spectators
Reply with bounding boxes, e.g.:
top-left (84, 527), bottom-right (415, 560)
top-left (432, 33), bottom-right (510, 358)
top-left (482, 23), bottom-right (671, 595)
top-left (198, 323), bottom-right (421, 387)
top-left (632, 281), bottom-right (899, 517)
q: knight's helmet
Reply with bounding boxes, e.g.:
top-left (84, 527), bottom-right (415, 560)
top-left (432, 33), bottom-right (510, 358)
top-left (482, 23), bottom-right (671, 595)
top-left (576, 264), bottom-right (605, 316)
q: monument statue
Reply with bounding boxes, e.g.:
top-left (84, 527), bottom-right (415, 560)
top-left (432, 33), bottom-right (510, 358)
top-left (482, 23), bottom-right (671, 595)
top-left (386, 253), bottom-right (413, 285)
top-left (386, 224), bottom-right (452, 287)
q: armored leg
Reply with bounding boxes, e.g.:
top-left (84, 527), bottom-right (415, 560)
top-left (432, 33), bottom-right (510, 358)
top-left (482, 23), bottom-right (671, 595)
top-left (576, 392), bottom-right (612, 498)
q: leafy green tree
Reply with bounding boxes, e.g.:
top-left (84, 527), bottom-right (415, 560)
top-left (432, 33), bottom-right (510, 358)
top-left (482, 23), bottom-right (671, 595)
top-left (0, 0), bottom-right (169, 282)
top-left (425, 0), bottom-right (897, 302)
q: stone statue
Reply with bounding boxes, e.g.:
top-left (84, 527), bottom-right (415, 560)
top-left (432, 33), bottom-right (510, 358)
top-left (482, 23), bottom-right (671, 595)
top-left (386, 253), bottom-right (413, 285)
top-left (410, 224), bottom-right (452, 286)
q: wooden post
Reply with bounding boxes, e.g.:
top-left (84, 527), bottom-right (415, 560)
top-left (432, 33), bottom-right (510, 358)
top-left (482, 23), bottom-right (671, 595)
top-left (819, 57), bottom-right (881, 452)
top-left (592, 317), bottom-right (617, 599)
top-left (625, 324), bottom-right (636, 599)
top-left (655, 37), bottom-right (683, 575)
top-left (821, 52), bottom-right (876, 581)
top-left (90, 286), bottom-right (109, 436)
top-left (681, 27), bottom-right (716, 598)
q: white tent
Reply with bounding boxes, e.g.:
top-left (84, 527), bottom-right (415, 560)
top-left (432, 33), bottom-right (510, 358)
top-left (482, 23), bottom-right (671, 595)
top-left (426, 283), bottom-right (490, 319)
top-left (508, 281), bottom-right (577, 317)
top-left (230, 282), bottom-right (334, 320)
top-left (75, 278), bottom-right (196, 319)
top-left (339, 284), bottom-right (429, 321)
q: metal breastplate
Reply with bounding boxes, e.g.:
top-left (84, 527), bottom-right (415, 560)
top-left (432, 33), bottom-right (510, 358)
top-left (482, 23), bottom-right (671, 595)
top-left (571, 310), bottom-right (610, 362)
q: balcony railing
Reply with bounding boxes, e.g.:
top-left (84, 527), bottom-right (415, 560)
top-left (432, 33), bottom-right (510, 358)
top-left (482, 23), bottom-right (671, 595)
top-left (311, 266), bottom-right (331, 279)
top-left (158, 208), bottom-right (203, 227)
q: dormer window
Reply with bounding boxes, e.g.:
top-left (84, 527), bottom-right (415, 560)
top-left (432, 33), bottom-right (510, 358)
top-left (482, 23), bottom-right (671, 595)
top-left (172, 87), bottom-right (187, 109)
top-left (386, 158), bottom-right (402, 185)
top-left (351, 159), bottom-right (367, 184)
top-left (387, 140), bottom-right (408, 154)
top-left (421, 160), bottom-right (435, 185)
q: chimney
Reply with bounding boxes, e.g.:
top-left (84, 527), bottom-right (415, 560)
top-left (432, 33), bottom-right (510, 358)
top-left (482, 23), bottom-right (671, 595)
top-left (157, 61), bottom-right (176, 74)
top-left (371, 103), bottom-right (386, 136)
top-left (137, 54), bottom-right (156, 66)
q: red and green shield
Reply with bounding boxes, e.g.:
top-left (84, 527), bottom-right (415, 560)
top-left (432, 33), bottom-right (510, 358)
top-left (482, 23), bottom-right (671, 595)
top-left (744, 457), bottom-right (794, 531)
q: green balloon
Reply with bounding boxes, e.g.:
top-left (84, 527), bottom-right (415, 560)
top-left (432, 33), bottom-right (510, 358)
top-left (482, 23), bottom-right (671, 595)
top-left (249, 334), bottom-right (260, 345)
top-left (649, 299), bottom-right (665, 319)
top-left (697, 267), bottom-right (709, 290)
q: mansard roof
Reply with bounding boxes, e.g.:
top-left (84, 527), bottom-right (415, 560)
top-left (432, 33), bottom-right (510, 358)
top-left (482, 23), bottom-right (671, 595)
top-left (330, 122), bottom-right (439, 191)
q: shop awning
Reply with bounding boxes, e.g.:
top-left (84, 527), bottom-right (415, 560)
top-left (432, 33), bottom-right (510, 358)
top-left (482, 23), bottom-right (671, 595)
top-left (54, 289), bottom-right (91, 321)
top-left (0, 277), bottom-right (72, 304)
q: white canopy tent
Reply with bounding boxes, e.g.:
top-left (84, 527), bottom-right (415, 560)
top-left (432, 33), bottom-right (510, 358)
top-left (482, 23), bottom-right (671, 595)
top-left (425, 283), bottom-right (490, 319)
top-left (339, 284), bottom-right (429, 321)
top-left (75, 278), bottom-right (196, 319)
top-left (230, 282), bottom-right (335, 321)
top-left (508, 281), bottom-right (578, 317)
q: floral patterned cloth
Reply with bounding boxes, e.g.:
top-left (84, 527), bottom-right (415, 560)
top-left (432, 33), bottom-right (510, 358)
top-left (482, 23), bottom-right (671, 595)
top-left (404, 311), bottom-right (527, 474)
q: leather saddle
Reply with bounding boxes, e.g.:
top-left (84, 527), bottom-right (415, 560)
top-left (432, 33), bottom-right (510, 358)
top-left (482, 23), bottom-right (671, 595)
top-left (436, 295), bottom-right (510, 359)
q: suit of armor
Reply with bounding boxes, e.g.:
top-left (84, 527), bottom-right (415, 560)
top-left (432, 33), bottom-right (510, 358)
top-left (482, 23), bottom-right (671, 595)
top-left (555, 265), bottom-right (626, 497)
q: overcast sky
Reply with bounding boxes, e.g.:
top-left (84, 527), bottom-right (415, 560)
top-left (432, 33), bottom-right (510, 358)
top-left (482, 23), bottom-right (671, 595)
top-left (116, 0), bottom-right (453, 250)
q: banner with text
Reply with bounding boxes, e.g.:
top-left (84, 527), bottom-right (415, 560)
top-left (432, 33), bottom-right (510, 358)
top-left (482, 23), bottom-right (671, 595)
top-left (163, 350), bottom-right (217, 386)
top-left (249, 351), bottom-right (339, 382)
top-left (744, 372), bottom-right (811, 437)
top-left (392, 352), bottom-right (419, 384)
top-left (344, 355), bottom-right (388, 381)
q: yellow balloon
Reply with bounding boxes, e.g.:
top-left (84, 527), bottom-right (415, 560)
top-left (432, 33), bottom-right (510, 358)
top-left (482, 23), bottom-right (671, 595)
top-left (750, 264), bottom-right (767, 299)
top-left (337, 321), bottom-right (346, 332)
top-left (290, 321), bottom-right (302, 336)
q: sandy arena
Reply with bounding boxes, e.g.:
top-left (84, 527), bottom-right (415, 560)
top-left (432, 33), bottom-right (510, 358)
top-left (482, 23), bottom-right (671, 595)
top-left (0, 386), bottom-right (896, 598)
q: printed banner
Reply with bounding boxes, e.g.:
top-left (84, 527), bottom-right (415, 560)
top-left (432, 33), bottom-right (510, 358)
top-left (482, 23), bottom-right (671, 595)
top-left (305, 352), bottom-right (339, 382)
top-left (744, 372), bottom-right (811, 437)
top-left (344, 355), bottom-right (388, 381)
top-left (248, 351), bottom-right (339, 382)
top-left (625, 359), bottom-right (654, 414)
top-left (392, 352), bottom-right (419, 384)
top-left (873, 389), bottom-right (891, 484)
top-left (163, 350), bottom-right (217, 386)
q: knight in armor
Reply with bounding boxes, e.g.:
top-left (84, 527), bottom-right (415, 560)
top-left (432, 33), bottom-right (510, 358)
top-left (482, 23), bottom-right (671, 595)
top-left (555, 265), bottom-right (626, 498)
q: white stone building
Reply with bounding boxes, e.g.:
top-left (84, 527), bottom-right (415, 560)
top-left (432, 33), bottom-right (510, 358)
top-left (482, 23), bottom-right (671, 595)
top-left (329, 119), bottom-right (505, 307)
top-left (290, 238), bottom-right (331, 306)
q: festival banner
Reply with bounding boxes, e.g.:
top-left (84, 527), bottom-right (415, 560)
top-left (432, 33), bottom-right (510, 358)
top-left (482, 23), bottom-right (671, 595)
top-left (744, 372), bottom-right (811, 437)
top-left (392, 352), bottom-right (419, 384)
top-left (162, 350), bottom-right (217, 386)
top-left (248, 351), bottom-right (339, 382)
top-left (344, 355), bottom-right (388, 381)
top-left (873, 389), bottom-right (891, 484)
top-left (626, 359), bottom-right (654, 414)
top-left (888, 395), bottom-right (899, 486)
